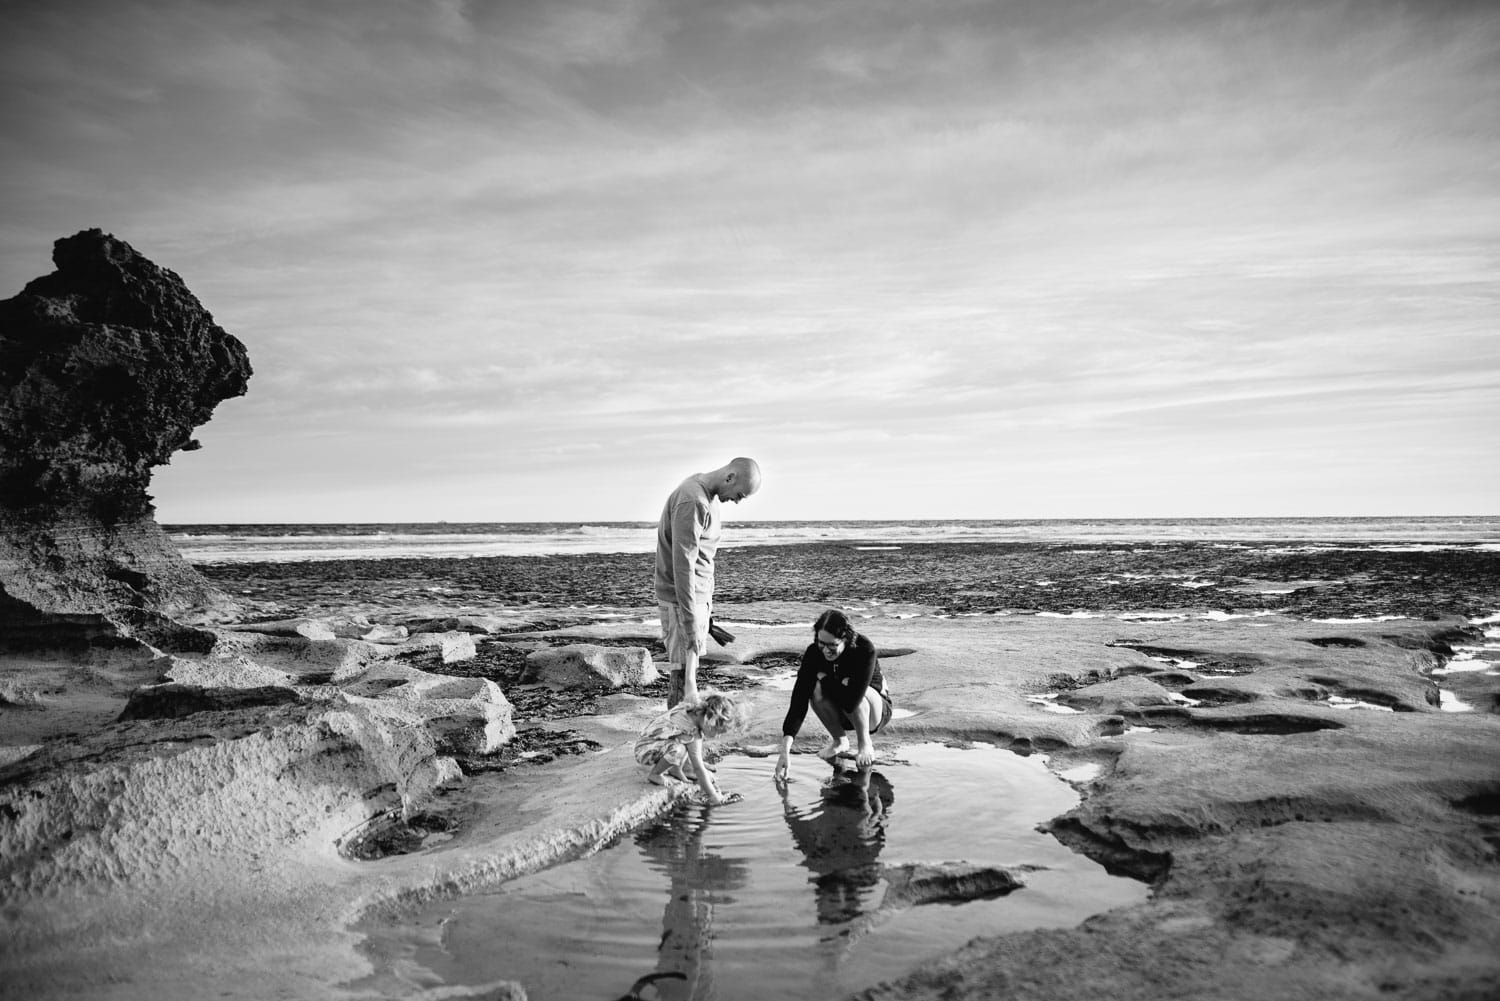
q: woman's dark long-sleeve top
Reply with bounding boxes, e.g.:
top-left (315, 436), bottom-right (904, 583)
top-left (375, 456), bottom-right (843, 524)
top-left (781, 632), bottom-right (884, 737)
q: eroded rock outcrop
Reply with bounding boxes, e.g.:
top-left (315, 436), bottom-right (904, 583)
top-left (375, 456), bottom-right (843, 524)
top-left (0, 229), bottom-right (251, 651)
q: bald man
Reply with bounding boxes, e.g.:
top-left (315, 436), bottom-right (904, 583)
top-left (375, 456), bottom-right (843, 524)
top-left (654, 457), bottom-right (762, 707)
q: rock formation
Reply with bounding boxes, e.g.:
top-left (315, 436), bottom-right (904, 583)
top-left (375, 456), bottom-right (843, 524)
top-left (523, 643), bottom-right (658, 689)
top-left (0, 229), bottom-right (251, 651)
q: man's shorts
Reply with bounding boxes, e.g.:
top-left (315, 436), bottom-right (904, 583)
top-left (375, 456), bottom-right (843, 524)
top-left (658, 601), bottom-right (709, 663)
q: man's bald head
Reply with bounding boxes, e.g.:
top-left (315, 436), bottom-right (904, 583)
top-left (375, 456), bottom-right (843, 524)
top-left (712, 457), bottom-right (761, 504)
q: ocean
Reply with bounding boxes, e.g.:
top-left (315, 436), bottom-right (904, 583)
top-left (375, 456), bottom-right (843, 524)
top-left (165, 516), bottom-right (1500, 564)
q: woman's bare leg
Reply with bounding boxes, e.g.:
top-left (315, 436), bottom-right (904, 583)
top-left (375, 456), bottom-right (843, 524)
top-left (851, 687), bottom-right (883, 766)
top-left (810, 679), bottom-right (849, 758)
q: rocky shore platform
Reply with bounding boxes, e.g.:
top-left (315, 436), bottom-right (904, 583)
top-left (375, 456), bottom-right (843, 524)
top-left (3, 540), bottom-right (1499, 1001)
top-left (7, 232), bottom-right (1494, 998)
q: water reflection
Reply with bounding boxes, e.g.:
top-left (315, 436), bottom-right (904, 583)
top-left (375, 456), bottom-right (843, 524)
top-left (634, 762), bottom-right (896, 999)
top-left (634, 803), bottom-right (751, 1000)
top-left (781, 762), bottom-right (895, 928)
top-left (359, 745), bottom-right (1152, 1001)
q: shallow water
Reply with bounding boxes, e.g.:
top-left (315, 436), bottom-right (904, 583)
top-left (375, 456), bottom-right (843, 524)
top-left (361, 744), bottom-right (1149, 1000)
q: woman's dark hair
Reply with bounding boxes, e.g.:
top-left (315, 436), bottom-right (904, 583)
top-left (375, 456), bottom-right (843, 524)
top-left (813, 608), bottom-right (857, 642)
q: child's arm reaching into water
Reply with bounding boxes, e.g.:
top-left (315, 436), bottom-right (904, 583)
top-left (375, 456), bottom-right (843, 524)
top-left (685, 737), bottom-right (733, 804)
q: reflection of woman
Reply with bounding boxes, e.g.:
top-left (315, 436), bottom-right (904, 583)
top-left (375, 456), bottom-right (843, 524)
top-left (775, 609), bottom-right (893, 781)
top-left (779, 762), bottom-right (896, 926)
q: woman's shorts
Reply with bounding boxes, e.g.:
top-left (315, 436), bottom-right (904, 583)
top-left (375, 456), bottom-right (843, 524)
top-left (836, 687), bottom-right (893, 734)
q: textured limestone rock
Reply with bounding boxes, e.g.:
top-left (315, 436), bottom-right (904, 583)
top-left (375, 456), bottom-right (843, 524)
top-left (404, 615), bottom-right (514, 635)
top-left (225, 630), bottom-right (386, 681)
top-left (158, 631), bottom-right (515, 755)
top-left (337, 660), bottom-right (516, 756)
top-left (0, 229), bottom-right (251, 651)
top-left (0, 699), bottom-right (460, 901)
top-left (0, 642), bottom-right (177, 748)
top-left (234, 618), bottom-right (339, 640)
top-left (399, 630), bottom-right (478, 664)
top-left (879, 861), bottom-right (1029, 906)
top-left (523, 643), bottom-right (657, 690)
top-left (358, 622), bottom-right (410, 644)
top-left (161, 651), bottom-right (294, 689)
top-left (117, 681), bottom-right (303, 720)
top-left (1060, 674), bottom-right (1180, 712)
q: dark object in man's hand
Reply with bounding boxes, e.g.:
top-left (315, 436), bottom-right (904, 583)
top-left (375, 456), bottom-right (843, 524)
top-left (708, 619), bottom-right (735, 645)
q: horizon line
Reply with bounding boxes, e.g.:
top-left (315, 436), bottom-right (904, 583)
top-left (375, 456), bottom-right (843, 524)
top-left (158, 514), bottom-right (1500, 527)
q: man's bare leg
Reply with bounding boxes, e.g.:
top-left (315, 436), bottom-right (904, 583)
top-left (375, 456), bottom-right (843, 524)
top-left (668, 648), bottom-right (700, 709)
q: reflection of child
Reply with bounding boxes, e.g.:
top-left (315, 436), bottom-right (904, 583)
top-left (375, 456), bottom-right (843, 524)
top-left (635, 691), bottom-right (745, 805)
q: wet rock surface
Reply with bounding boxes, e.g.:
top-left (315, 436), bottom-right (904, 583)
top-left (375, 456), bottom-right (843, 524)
top-left (878, 861), bottom-right (1029, 907)
top-left (3, 538), bottom-right (1498, 1000)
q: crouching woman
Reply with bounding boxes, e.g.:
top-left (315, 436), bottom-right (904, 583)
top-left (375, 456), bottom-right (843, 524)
top-left (774, 609), bottom-right (892, 783)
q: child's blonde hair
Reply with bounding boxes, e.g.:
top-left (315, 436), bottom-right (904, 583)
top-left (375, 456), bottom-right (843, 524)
top-left (690, 690), bottom-right (748, 733)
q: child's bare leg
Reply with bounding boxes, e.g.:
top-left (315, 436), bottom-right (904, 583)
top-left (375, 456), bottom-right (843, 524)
top-left (647, 759), bottom-right (688, 787)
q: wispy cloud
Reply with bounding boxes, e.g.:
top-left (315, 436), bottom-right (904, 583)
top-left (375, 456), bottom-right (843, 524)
top-left (4, 0), bottom-right (1497, 520)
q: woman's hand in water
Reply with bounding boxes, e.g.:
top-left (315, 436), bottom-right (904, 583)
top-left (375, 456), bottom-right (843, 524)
top-left (773, 752), bottom-right (790, 787)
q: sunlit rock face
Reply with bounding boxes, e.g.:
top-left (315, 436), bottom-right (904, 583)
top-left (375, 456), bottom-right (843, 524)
top-left (0, 230), bottom-right (252, 651)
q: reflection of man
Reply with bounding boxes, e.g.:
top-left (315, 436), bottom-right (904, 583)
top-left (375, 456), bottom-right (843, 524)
top-left (779, 762), bottom-right (895, 927)
top-left (634, 803), bottom-right (751, 1000)
top-left (655, 457), bottom-right (762, 708)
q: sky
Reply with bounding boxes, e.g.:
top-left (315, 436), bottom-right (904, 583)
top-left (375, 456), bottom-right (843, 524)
top-left (2, 0), bottom-right (1497, 523)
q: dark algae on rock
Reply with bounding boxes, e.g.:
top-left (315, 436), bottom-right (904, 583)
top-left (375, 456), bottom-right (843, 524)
top-left (202, 538), bottom-right (1500, 622)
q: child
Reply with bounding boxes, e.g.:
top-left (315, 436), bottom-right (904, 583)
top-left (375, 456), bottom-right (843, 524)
top-left (634, 691), bottom-right (745, 805)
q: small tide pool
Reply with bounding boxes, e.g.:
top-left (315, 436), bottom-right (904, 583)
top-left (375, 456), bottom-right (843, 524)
top-left (359, 743), bottom-right (1149, 1000)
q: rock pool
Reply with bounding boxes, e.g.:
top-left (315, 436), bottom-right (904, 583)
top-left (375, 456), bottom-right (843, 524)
top-left (358, 743), bottom-right (1149, 999)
